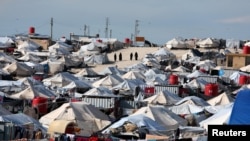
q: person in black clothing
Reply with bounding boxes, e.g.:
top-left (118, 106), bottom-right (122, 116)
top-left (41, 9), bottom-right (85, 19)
top-left (134, 52), bottom-right (138, 60)
top-left (119, 52), bottom-right (122, 61)
top-left (114, 53), bottom-right (117, 61)
top-left (130, 52), bottom-right (133, 61)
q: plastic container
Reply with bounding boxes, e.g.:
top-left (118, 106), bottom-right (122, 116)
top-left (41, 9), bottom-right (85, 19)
top-left (169, 74), bottom-right (178, 85)
top-left (32, 97), bottom-right (48, 114)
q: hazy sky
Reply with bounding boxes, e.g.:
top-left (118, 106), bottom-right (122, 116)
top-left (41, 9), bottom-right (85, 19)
top-left (1, 0), bottom-right (250, 45)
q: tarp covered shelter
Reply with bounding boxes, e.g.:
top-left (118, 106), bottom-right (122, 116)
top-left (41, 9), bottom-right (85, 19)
top-left (0, 113), bottom-right (47, 134)
top-left (84, 53), bottom-right (109, 65)
top-left (3, 62), bottom-right (34, 76)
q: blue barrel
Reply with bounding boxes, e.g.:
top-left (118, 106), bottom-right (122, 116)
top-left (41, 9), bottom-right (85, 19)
top-left (219, 69), bottom-right (224, 76)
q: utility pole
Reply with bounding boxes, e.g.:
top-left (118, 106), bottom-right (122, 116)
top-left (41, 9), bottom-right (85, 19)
top-left (134, 20), bottom-right (139, 46)
top-left (105, 17), bottom-right (109, 38)
top-left (50, 17), bottom-right (53, 41)
top-left (87, 26), bottom-right (90, 36)
top-left (110, 29), bottom-right (112, 38)
top-left (84, 24), bottom-right (87, 36)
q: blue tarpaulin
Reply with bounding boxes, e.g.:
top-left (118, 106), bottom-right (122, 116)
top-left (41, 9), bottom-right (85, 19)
top-left (229, 89), bottom-right (250, 124)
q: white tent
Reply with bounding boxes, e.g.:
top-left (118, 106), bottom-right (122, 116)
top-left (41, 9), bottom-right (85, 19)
top-left (153, 48), bottom-right (176, 61)
top-left (92, 74), bottom-right (124, 88)
top-left (132, 105), bottom-right (188, 131)
top-left (3, 62), bottom-right (34, 76)
top-left (196, 38), bottom-right (220, 48)
top-left (207, 93), bottom-right (234, 106)
top-left (74, 68), bottom-right (99, 77)
top-left (165, 38), bottom-right (188, 49)
top-left (17, 53), bottom-right (43, 63)
top-left (101, 114), bottom-right (168, 135)
top-left (240, 65), bottom-right (250, 72)
top-left (199, 103), bottom-right (233, 131)
top-left (98, 66), bottom-right (126, 76)
top-left (39, 101), bottom-right (111, 136)
top-left (122, 70), bottom-right (146, 80)
top-left (63, 80), bottom-right (92, 90)
top-left (111, 79), bottom-right (139, 96)
top-left (143, 90), bottom-right (182, 106)
top-left (17, 40), bottom-right (40, 54)
top-left (43, 72), bottom-right (79, 87)
top-left (84, 53), bottom-right (109, 65)
top-left (193, 60), bottom-right (216, 71)
top-left (6, 84), bottom-right (56, 100)
top-left (186, 78), bottom-right (208, 92)
top-left (83, 86), bottom-right (119, 98)
top-left (0, 36), bottom-right (14, 47)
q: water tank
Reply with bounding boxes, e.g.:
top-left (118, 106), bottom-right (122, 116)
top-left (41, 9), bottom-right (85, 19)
top-left (204, 83), bottom-right (218, 96)
top-left (239, 75), bottom-right (248, 85)
top-left (169, 74), bottom-right (178, 85)
top-left (124, 38), bottom-right (130, 44)
top-left (32, 97), bottom-right (48, 114)
top-left (243, 46), bottom-right (250, 54)
top-left (144, 86), bottom-right (155, 97)
top-left (29, 26), bottom-right (35, 34)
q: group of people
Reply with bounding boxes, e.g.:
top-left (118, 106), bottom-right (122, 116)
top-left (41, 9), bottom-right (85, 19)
top-left (130, 52), bottom-right (138, 61)
top-left (114, 52), bottom-right (138, 61)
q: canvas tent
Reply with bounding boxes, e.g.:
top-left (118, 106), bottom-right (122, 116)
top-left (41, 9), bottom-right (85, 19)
top-left (143, 90), bottom-right (182, 106)
top-left (43, 72), bottom-right (79, 87)
top-left (6, 84), bottom-right (56, 100)
top-left (39, 101), bottom-right (111, 136)
top-left (74, 68), bottom-right (99, 77)
top-left (3, 62), bottom-right (34, 76)
top-left (165, 38), bottom-right (188, 49)
top-left (132, 105), bottom-right (188, 131)
top-left (122, 70), bottom-right (146, 80)
top-left (206, 93), bottom-right (234, 106)
top-left (196, 38), bottom-right (220, 48)
top-left (92, 74), bottom-right (124, 88)
top-left (101, 114), bottom-right (168, 136)
top-left (83, 86), bottom-right (119, 98)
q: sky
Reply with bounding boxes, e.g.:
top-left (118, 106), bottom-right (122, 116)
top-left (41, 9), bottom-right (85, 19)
top-left (0, 0), bottom-right (250, 45)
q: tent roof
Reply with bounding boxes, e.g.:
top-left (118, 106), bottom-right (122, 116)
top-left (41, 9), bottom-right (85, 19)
top-left (132, 105), bottom-right (188, 130)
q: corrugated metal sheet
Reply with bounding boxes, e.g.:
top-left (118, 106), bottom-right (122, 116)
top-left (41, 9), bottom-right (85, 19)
top-left (140, 85), bottom-right (181, 95)
top-left (222, 69), bottom-right (238, 77)
top-left (198, 76), bottom-right (219, 83)
top-left (81, 97), bottom-right (115, 109)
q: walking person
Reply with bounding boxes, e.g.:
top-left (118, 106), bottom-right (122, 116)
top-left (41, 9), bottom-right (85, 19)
top-left (130, 52), bottom-right (133, 61)
top-left (119, 52), bottom-right (122, 61)
top-left (114, 53), bottom-right (117, 62)
top-left (134, 52), bottom-right (138, 60)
